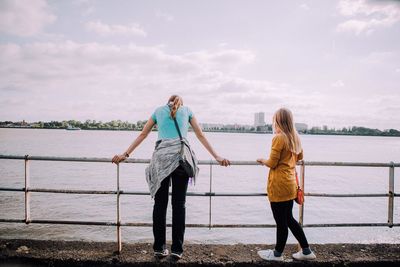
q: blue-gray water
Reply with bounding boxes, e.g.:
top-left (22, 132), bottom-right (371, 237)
top-left (0, 128), bottom-right (399, 244)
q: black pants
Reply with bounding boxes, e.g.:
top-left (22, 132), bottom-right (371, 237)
top-left (153, 166), bottom-right (189, 254)
top-left (270, 199), bottom-right (309, 253)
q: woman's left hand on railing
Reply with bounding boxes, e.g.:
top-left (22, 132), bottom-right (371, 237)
top-left (112, 154), bottom-right (127, 164)
top-left (215, 156), bottom-right (231, 167)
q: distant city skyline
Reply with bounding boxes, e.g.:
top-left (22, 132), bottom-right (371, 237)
top-left (6, 118), bottom-right (399, 133)
top-left (1, 1), bottom-right (400, 130)
top-left (4, 119), bottom-right (400, 137)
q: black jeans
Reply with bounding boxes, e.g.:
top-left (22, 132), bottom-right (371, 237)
top-left (153, 166), bottom-right (189, 254)
top-left (270, 199), bottom-right (309, 253)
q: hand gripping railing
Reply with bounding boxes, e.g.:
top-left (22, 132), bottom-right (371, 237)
top-left (0, 154), bottom-right (398, 253)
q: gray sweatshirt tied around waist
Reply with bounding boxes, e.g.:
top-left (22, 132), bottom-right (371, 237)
top-left (145, 137), bottom-right (199, 198)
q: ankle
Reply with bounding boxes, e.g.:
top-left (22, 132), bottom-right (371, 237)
top-left (273, 249), bottom-right (282, 257)
top-left (302, 247), bottom-right (312, 255)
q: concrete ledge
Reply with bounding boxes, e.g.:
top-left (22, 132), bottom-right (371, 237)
top-left (1, 239), bottom-right (399, 266)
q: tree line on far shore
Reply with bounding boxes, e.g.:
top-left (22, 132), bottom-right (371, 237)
top-left (1, 120), bottom-right (400, 137)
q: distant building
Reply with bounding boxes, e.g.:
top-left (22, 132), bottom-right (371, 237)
top-left (224, 124), bottom-right (238, 130)
top-left (200, 123), bottom-right (254, 132)
top-left (200, 123), bottom-right (224, 131)
top-left (242, 125), bottom-right (254, 130)
top-left (295, 123), bottom-right (308, 132)
top-left (254, 112), bottom-right (265, 127)
top-left (256, 125), bottom-right (270, 132)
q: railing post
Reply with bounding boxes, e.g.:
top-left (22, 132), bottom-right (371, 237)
top-left (116, 164), bottom-right (122, 252)
top-left (299, 161), bottom-right (305, 226)
top-left (209, 161), bottom-right (213, 230)
top-left (24, 155), bottom-right (31, 224)
top-left (388, 162), bottom-right (394, 228)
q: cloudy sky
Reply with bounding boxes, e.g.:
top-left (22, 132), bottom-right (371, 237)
top-left (0, 0), bottom-right (399, 129)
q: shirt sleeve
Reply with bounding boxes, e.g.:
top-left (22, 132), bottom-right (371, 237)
top-left (187, 107), bottom-right (194, 121)
top-left (265, 134), bottom-right (284, 169)
top-left (151, 111), bottom-right (157, 123)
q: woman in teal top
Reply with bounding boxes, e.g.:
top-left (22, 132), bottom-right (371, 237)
top-left (112, 95), bottom-right (230, 260)
top-left (151, 104), bottom-right (193, 140)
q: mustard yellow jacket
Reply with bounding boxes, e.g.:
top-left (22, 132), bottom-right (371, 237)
top-left (264, 134), bottom-right (303, 202)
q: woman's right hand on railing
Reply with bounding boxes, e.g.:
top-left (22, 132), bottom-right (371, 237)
top-left (256, 158), bottom-right (266, 165)
top-left (112, 154), bottom-right (127, 164)
top-left (215, 156), bottom-right (230, 167)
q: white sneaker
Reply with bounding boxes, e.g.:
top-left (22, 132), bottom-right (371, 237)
top-left (292, 250), bottom-right (316, 260)
top-left (257, 249), bottom-right (283, 261)
top-left (154, 248), bottom-right (169, 258)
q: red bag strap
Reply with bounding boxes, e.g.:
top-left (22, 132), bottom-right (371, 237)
top-left (292, 152), bottom-right (301, 188)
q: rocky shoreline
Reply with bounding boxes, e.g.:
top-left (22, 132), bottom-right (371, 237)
top-left (1, 239), bottom-right (400, 266)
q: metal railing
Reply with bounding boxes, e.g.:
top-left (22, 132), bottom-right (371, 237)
top-left (0, 154), bottom-right (398, 252)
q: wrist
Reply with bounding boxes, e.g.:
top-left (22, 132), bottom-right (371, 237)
top-left (123, 152), bottom-right (130, 158)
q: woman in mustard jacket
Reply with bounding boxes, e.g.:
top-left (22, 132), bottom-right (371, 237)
top-left (257, 108), bottom-right (316, 261)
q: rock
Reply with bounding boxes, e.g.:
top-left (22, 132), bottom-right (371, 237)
top-left (141, 250), bottom-right (147, 254)
top-left (16, 246), bottom-right (29, 253)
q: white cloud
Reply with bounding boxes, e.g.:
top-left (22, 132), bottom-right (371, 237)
top-left (155, 11), bottom-right (174, 22)
top-left (0, 41), bottom-right (262, 123)
top-left (73, 0), bottom-right (96, 16)
top-left (0, 0), bottom-right (56, 37)
top-left (361, 51), bottom-right (393, 64)
top-left (300, 3), bottom-right (310, 11)
top-left (82, 6), bottom-right (95, 16)
top-left (337, 0), bottom-right (400, 35)
top-left (337, 19), bottom-right (372, 35)
top-left (0, 41), bottom-right (325, 127)
top-left (0, 40), bottom-right (398, 129)
top-left (184, 49), bottom-right (255, 73)
top-left (85, 20), bottom-right (147, 37)
top-left (331, 80), bottom-right (345, 88)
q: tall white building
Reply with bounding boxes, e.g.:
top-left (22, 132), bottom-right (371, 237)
top-left (254, 112), bottom-right (265, 127)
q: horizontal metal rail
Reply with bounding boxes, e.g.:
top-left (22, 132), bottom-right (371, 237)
top-left (1, 154), bottom-right (399, 167)
top-left (1, 187), bottom-right (398, 198)
top-left (0, 154), bottom-right (398, 252)
top-left (1, 219), bottom-right (399, 228)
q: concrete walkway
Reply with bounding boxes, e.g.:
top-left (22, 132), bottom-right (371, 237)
top-left (1, 239), bottom-right (399, 266)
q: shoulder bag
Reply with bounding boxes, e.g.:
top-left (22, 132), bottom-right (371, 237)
top-left (172, 117), bottom-right (195, 177)
top-left (295, 170), bottom-right (304, 205)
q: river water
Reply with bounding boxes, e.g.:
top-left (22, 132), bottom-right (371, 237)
top-left (0, 128), bottom-right (399, 244)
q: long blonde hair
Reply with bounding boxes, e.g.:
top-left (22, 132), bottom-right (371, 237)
top-left (168, 95), bottom-right (183, 119)
top-left (272, 108), bottom-right (302, 154)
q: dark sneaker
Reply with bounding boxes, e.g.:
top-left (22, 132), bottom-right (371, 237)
top-left (154, 248), bottom-right (169, 258)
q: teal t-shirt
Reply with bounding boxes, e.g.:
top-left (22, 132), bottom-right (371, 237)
top-left (151, 105), bottom-right (194, 140)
